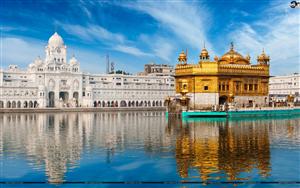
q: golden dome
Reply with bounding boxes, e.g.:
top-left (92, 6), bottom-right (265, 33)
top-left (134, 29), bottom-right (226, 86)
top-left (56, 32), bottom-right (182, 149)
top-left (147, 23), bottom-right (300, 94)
top-left (257, 49), bottom-right (270, 64)
top-left (218, 43), bottom-right (250, 65)
top-left (178, 50), bottom-right (187, 63)
top-left (199, 42), bottom-right (210, 61)
top-left (199, 48), bottom-right (210, 60)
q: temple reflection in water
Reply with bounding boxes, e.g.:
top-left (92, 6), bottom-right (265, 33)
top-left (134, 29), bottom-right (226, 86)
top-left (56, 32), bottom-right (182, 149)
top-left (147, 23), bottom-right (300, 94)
top-left (0, 112), bottom-right (169, 182)
top-left (167, 116), bottom-right (299, 181)
top-left (0, 112), bottom-right (299, 183)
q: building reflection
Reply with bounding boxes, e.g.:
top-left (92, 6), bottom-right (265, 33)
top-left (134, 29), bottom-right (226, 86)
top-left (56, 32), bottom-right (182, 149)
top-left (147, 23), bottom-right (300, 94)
top-left (0, 113), bottom-right (299, 183)
top-left (167, 116), bottom-right (300, 181)
top-left (0, 111), bottom-right (168, 183)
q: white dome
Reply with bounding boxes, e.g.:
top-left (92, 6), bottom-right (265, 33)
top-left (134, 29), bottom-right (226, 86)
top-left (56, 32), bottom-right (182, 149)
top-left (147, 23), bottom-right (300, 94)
top-left (69, 56), bottom-right (78, 66)
top-left (48, 32), bottom-right (64, 47)
top-left (29, 63), bottom-right (35, 68)
top-left (34, 56), bottom-right (43, 65)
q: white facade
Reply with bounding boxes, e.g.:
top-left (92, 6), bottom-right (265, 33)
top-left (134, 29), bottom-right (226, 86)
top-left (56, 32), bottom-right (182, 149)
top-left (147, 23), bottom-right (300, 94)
top-left (0, 32), bottom-right (175, 108)
top-left (269, 73), bottom-right (300, 102)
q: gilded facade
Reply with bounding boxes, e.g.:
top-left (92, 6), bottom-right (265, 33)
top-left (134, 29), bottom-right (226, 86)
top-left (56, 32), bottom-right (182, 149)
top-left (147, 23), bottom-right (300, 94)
top-left (175, 43), bottom-right (270, 109)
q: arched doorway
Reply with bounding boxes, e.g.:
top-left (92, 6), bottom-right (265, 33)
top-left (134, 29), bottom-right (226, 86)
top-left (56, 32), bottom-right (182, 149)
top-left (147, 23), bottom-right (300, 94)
top-left (59, 92), bottom-right (69, 104)
top-left (0, 101), bottom-right (3, 108)
top-left (102, 101), bottom-right (105, 107)
top-left (219, 95), bottom-right (228, 105)
top-left (17, 101), bottom-right (21, 108)
top-left (120, 100), bottom-right (127, 107)
top-left (24, 101), bottom-right (28, 108)
top-left (48, 92), bottom-right (55, 107)
top-left (12, 101), bottom-right (16, 108)
top-left (34, 101), bottom-right (38, 108)
top-left (7, 101), bottom-right (11, 108)
top-left (29, 101), bottom-right (33, 108)
top-left (73, 92), bottom-right (79, 107)
top-left (98, 101), bottom-right (101, 107)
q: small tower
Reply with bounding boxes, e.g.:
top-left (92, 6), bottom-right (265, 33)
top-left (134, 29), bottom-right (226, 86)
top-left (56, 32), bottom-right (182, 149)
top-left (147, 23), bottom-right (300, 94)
top-left (45, 32), bottom-right (66, 64)
top-left (257, 49), bottom-right (270, 65)
top-left (178, 50), bottom-right (187, 64)
top-left (199, 43), bottom-right (210, 62)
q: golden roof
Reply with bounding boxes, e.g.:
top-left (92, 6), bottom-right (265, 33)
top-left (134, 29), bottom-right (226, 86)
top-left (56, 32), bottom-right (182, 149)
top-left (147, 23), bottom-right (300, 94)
top-left (218, 43), bottom-right (250, 65)
top-left (178, 50), bottom-right (187, 62)
top-left (257, 49), bottom-right (270, 63)
top-left (200, 48), bottom-right (209, 58)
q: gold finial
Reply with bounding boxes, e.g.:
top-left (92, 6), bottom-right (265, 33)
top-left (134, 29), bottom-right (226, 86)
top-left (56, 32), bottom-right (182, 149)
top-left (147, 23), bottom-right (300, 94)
top-left (203, 41), bottom-right (206, 49)
top-left (245, 53), bottom-right (250, 60)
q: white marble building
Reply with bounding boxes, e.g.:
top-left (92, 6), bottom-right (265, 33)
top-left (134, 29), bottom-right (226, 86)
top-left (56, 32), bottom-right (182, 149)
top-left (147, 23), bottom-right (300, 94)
top-left (269, 73), bottom-right (300, 102)
top-left (0, 32), bottom-right (175, 108)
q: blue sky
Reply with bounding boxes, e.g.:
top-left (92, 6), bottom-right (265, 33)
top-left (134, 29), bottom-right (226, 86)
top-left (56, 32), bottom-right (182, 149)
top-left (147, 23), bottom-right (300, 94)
top-left (0, 0), bottom-right (299, 75)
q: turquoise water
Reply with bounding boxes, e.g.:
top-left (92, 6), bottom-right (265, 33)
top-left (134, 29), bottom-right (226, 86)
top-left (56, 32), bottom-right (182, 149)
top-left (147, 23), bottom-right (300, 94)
top-left (0, 112), bottom-right (299, 187)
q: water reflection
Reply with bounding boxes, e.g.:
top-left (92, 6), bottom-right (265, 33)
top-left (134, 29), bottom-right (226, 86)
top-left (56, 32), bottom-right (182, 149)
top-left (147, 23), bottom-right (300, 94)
top-left (0, 112), bottom-right (299, 183)
top-left (0, 112), bottom-right (168, 183)
top-left (167, 116), bottom-right (299, 181)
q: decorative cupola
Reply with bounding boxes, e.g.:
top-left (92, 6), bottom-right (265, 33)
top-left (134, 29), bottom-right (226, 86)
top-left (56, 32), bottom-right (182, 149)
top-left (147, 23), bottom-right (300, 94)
top-left (69, 55), bottom-right (78, 66)
top-left (218, 42), bottom-right (250, 65)
top-left (34, 56), bottom-right (43, 66)
top-left (178, 50), bottom-right (187, 64)
top-left (257, 49), bottom-right (270, 65)
top-left (214, 55), bottom-right (219, 62)
top-left (199, 43), bottom-right (210, 61)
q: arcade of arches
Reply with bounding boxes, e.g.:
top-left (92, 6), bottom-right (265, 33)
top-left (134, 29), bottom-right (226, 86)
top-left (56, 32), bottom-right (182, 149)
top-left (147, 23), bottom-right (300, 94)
top-left (0, 100), bottom-right (39, 108)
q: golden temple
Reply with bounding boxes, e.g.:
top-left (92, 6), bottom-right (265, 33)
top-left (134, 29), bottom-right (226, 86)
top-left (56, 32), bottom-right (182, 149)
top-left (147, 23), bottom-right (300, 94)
top-left (175, 43), bottom-right (270, 109)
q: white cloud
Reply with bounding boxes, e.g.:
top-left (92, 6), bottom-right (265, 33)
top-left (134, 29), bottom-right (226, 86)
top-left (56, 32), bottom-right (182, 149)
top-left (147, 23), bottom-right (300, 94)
top-left (153, 40), bottom-right (174, 62)
top-left (67, 46), bottom-right (107, 73)
top-left (229, 2), bottom-right (300, 75)
top-left (1, 37), bottom-right (44, 69)
top-left (113, 45), bottom-right (151, 57)
top-left (138, 34), bottom-right (174, 62)
top-left (59, 23), bottom-right (125, 44)
top-left (122, 1), bottom-right (214, 53)
top-left (59, 22), bottom-right (154, 59)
